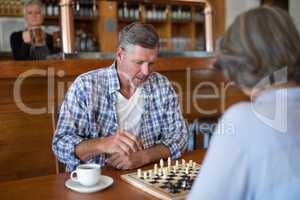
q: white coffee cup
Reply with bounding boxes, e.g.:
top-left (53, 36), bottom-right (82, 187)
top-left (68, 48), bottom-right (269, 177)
top-left (70, 163), bottom-right (101, 187)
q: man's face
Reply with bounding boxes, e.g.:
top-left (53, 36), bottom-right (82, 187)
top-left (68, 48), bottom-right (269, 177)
top-left (24, 4), bottom-right (44, 28)
top-left (117, 45), bottom-right (158, 88)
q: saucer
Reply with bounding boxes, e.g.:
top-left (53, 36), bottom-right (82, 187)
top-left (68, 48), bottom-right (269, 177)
top-left (65, 175), bottom-right (113, 193)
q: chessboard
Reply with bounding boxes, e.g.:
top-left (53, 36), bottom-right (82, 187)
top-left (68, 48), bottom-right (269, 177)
top-left (121, 158), bottom-right (201, 200)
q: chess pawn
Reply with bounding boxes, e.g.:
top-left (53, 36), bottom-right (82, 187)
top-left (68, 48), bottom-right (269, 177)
top-left (167, 157), bottom-right (171, 167)
top-left (192, 162), bottom-right (197, 169)
top-left (137, 169), bottom-right (142, 178)
top-left (173, 166), bottom-right (177, 173)
top-left (158, 168), bottom-right (162, 176)
top-left (160, 158), bottom-right (164, 168)
top-left (189, 160), bottom-right (193, 166)
top-left (143, 171), bottom-right (148, 179)
top-left (148, 170), bottom-right (153, 178)
top-left (182, 159), bottom-right (186, 167)
top-left (163, 169), bottom-right (168, 179)
top-left (186, 163), bottom-right (190, 168)
top-left (175, 160), bottom-right (179, 167)
top-left (185, 167), bottom-right (189, 175)
top-left (154, 164), bottom-right (158, 175)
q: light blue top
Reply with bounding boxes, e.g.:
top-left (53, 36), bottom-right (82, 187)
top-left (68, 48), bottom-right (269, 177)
top-left (188, 87), bottom-right (300, 200)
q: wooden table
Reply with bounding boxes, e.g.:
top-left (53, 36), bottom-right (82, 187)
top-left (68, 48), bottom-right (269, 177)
top-left (0, 149), bottom-right (206, 200)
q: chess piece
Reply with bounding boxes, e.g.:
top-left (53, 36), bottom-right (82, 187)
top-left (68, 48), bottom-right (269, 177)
top-left (167, 157), bottom-right (171, 168)
top-left (192, 162), bottom-right (196, 169)
top-left (175, 160), bottom-right (179, 167)
top-left (137, 169), bottom-right (142, 178)
top-left (143, 171), bottom-right (147, 179)
top-left (160, 158), bottom-right (164, 168)
top-left (182, 159), bottom-right (186, 167)
top-left (154, 164), bottom-right (158, 175)
top-left (173, 166), bottom-right (177, 173)
top-left (185, 167), bottom-right (189, 175)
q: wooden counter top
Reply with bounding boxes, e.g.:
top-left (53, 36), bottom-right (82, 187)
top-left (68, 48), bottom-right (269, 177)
top-left (0, 57), bottom-right (214, 78)
top-left (0, 149), bottom-right (207, 200)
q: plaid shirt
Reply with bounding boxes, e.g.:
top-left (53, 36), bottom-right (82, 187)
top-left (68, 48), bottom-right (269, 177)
top-left (52, 64), bottom-right (187, 171)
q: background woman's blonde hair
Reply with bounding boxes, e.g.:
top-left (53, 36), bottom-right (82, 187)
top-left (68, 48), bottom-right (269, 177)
top-left (22, 0), bottom-right (45, 16)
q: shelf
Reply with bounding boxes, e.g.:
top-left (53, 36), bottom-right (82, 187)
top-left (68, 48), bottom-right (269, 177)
top-left (0, 14), bottom-right (22, 17)
top-left (45, 16), bottom-right (98, 21)
top-left (74, 16), bottom-right (98, 21)
top-left (118, 18), bottom-right (140, 23)
top-left (144, 19), bottom-right (168, 23)
top-left (171, 19), bottom-right (193, 24)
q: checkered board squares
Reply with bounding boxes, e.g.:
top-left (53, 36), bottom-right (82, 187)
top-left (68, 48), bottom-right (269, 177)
top-left (121, 162), bottom-right (201, 200)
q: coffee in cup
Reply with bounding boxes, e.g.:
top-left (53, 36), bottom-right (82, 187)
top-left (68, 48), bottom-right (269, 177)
top-left (70, 163), bottom-right (101, 187)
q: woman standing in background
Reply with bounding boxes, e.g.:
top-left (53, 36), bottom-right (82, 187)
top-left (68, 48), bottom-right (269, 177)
top-left (10, 0), bottom-right (59, 60)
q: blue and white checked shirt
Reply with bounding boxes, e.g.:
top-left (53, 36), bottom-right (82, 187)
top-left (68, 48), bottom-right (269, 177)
top-left (52, 64), bottom-right (188, 171)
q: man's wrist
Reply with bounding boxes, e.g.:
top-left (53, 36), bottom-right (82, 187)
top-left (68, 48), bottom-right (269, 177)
top-left (95, 137), bottom-right (108, 154)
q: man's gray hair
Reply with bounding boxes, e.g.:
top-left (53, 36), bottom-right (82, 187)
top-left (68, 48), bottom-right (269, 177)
top-left (22, 0), bottom-right (44, 15)
top-left (119, 22), bottom-right (159, 50)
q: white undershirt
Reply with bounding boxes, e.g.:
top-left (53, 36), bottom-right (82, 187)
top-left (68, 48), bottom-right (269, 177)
top-left (116, 87), bottom-right (144, 135)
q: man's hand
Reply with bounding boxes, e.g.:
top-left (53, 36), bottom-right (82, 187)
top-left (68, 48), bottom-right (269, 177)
top-left (22, 30), bottom-right (32, 44)
top-left (102, 130), bottom-right (144, 156)
top-left (106, 151), bottom-right (146, 170)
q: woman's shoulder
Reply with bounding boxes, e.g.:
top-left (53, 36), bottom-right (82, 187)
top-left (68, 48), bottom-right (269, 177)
top-left (10, 31), bottom-right (23, 38)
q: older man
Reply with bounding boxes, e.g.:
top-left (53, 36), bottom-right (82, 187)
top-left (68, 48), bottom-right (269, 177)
top-left (52, 22), bottom-right (187, 171)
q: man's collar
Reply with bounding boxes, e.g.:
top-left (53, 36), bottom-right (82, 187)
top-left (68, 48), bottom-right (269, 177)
top-left (107, 62), bottom-right (120, 95)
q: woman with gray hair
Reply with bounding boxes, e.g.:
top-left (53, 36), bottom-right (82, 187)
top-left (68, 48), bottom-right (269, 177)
top-left (188, 6), bottom-right (300, 200)
top-left (10, 0), bottom-right (59, 60)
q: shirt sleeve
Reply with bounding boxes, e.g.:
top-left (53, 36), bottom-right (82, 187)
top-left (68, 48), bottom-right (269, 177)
top-left (160, 80), bottom-right (188, 159)
top-left (10, 31), bottom-right (31, 60)
top-left (52, 77), bottom-right (89, 171)
top-left (187, 113), bottom-right (250, 200)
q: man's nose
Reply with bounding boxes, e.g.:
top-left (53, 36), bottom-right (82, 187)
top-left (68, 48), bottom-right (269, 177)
top-left (141, 64), bottom-right (150, 76)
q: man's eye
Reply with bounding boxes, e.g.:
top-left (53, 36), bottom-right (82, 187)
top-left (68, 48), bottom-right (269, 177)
top-left (136, 61), bottom-right (143, 65)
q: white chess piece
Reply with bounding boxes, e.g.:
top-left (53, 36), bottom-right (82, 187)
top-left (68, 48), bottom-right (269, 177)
top-left (160, 159), bottom-right (164, 168)
top-left (167, 157), bottom-right (171, 168)
top-left (137, 169), bottom-right (142, 178)
top-left (175, 160), bottom-right (179, 167)
top-left (173, 166), bottom-right (177, 173)
top-left (143, 171), bottom-right (147, 179)
top-left (154, 164), bottom-right (158, 175)
top-left (192, 162), bottom-right (197, 169)
top-left (185, 167), bottom-right (189, 175)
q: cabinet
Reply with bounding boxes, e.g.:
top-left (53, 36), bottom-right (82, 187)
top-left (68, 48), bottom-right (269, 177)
top-left (107, 1), bottom-right (207, 52)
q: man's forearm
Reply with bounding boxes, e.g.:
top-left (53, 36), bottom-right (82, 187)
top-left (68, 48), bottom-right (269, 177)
top-left (142, 144), bottom-right (171, 165)
top-left (75, 138), bottom-right (107, 161)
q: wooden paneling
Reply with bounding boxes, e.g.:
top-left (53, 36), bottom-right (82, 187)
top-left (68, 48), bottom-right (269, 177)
top-left (0, 58), bottom-right (248, 182)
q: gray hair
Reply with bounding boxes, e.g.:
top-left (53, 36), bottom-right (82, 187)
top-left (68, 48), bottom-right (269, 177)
top-left (214, 6), bottom-right (300, 88)
top-left (22, 0), bottom-right (44, 15)
top-left (118, 22), bottom-right (159, 51)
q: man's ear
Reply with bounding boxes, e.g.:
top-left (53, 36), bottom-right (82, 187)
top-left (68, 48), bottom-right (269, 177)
top-left (116, 47), bottom-right (124, 61)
